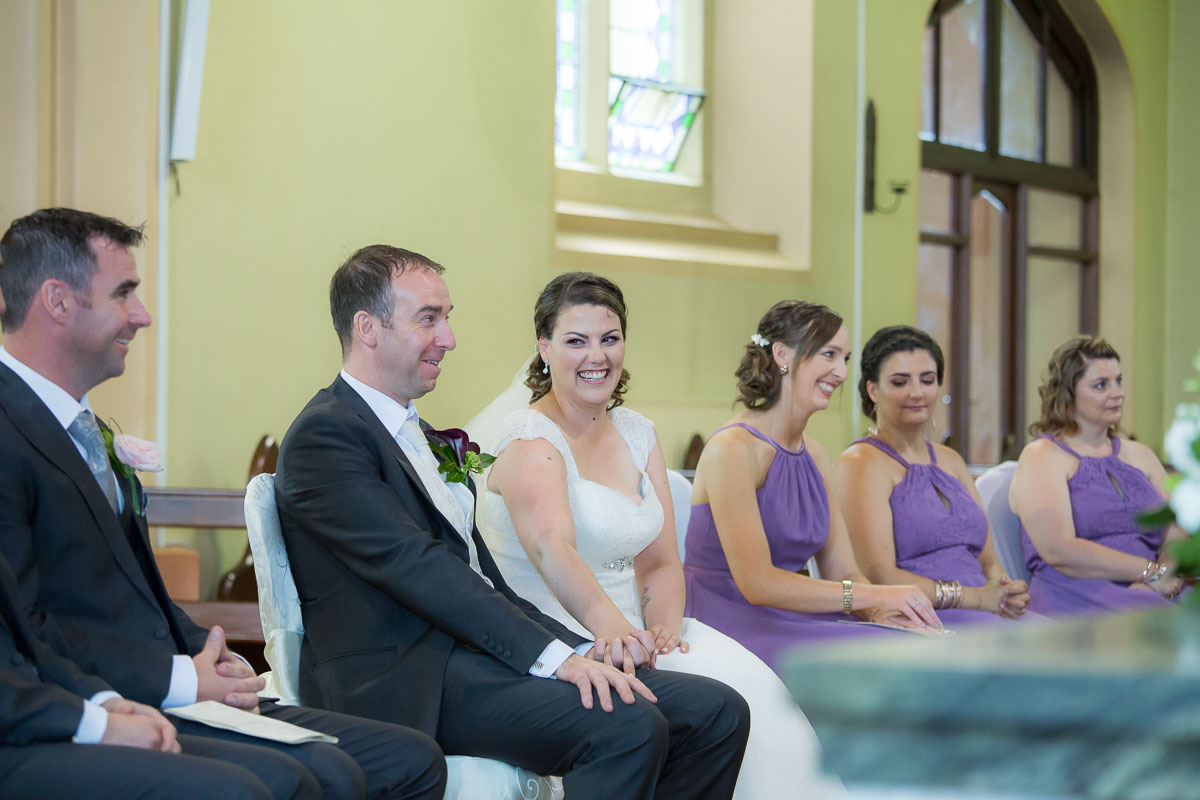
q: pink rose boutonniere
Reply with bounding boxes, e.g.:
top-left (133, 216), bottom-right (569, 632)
top-left (424, 427), bottom-right (495, 485)
top-left (101, 428), bottom-right (164, 515)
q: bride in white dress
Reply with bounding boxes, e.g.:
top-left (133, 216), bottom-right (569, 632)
top-left (470, 273), bottom-right (842, 800)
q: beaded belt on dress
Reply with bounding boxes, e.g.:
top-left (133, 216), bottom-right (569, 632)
top-left (601, 556), bottom-right (635, 572)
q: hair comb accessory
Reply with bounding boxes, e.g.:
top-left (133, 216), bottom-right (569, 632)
top-left (750, 333), bottom-right (770, 347)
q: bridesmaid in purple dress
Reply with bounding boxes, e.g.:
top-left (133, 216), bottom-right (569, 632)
top-left (683, 302), bottom-right (943, 670)
top-left (1010, 335), bottom-right (1186, 615)
top-left (835, 326), bottom-right (1030, 626)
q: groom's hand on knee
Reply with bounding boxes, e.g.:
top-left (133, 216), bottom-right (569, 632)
top-left (554, 654), bottom-right (656, 712)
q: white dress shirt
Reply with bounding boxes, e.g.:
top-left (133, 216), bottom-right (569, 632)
top-left (0, 347), bottom-right (197, 722)
top-left (339, 369), bottom-right (578, 677)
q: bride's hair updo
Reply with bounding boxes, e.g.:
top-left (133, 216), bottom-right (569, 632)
top-left (526, 272), bottom-right (631, 408)
top-left (1030, 334), bottom-right (1121, 437)
top-left (857, 326), bottom-right (944, 422)
top-left (736, 300), bottom-right (843, 410)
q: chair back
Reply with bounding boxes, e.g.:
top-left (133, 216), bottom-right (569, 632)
top-left (974, 461), bottom-right (1030, 583)
top-left (243, 473), bottom-right (304, 704)
top-left (667, 469), bottom-right (692, 562)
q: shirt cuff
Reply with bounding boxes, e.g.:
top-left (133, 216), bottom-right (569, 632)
top-left (528, 639), bottom-right (578, 678)
top-left (72, 699), bottom-right (109, 744)
top-left (162, 654), bottom-right (199, 708)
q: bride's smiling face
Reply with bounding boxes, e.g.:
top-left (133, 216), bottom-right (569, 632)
top-left (539, 303), bottom-right (625, 407)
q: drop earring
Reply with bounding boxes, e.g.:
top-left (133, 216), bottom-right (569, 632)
top-left (542, 362), bottom-right (549, 375)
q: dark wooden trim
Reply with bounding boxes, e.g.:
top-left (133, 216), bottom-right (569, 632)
top-left (932, 9), bottom-right (943, 141)
top-left (1011, 184), bottom-right (1030, 456)
top-left (984, 0), bottom-right (1002, 159)
top-left (950, 173), bottom-right (973, 454)
top-left (1026, 245), bottom-right (1097, 261)
top-left (177, 601), bottom-right (263, 642)
top-left (922, 141), bottom-right (1097, 193)
top-left (1080, 195), bottom-right (1100, 334)
top-left (919, 230), bottom-right (968, 247)
top-left (145, 488), bottom-right (245, 529)
top-left (1038, 13), bottom-right (1049, 163)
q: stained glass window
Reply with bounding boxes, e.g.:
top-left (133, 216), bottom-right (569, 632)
top-left (608, 79), bottom-right (703, 173)
top-left (554, 0), bottom-right (704, 175)
top-left (555, 0), bottom-right (583, 163)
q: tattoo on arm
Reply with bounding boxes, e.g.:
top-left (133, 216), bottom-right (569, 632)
top-left (640, 585), bottom-right (650, 613)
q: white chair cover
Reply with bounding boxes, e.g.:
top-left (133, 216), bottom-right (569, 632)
top-left (974, 461), bottom-right (1030, 583)
top-left (244, 473), bottom-right (304, 705)
top-left (667, 468), bottom-right (692, 562)
top-left (243, 473), bottom-right (564, 800)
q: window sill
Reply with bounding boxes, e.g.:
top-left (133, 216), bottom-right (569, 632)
top-left (552, 200), bottom-right (804, 276)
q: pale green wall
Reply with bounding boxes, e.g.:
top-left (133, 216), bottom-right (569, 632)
top-left (1093, 0), bottom-right (1170, 447)
top-left (167, 0), bottom-right (1182, 590)
top-left (1163, 0), bottom-right (1200, 415)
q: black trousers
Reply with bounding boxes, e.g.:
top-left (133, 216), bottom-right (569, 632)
top-left (0, 734), bottom-right (314, 800)
top-left (436, 646), bottom-right (751, 800)
top-left (169, 701), bottom-right (448, 800)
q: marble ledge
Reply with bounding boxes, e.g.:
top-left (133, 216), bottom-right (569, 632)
top-left (782, 608), bottom-right (1200, 800)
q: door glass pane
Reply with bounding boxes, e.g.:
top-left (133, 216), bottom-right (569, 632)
top-left (921, 25), bottom-right (936, 142)
top-left (968, 190), bottom-right (1006, 465)
top-left (918, 244), bottom-right (954, 445)
top-left (939, 0), bottom-right (985, 151)
top-left (1025, 258), bottom-right (1082, 437)
top-left (919, 169), bottom-right (954, 232)
top-left (1027, 188), bottom-right (1083, 249)
top-left (1045, 59), bottom-right (1076, 166)
top-left (999, 0), bottom-right (1041, 161)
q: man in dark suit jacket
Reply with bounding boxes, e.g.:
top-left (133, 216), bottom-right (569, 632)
top-left (0, 208), bottom-right (447, 799)
top-left (0, 551), bottom-right (334, 799)
top-left (275, 245), bottom-right (750, 799)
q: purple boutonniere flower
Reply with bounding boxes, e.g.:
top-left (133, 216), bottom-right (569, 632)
top-left (425, 427), bottom-right (496, 485)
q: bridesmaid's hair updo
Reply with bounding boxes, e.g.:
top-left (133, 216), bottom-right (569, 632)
top-left (526, 272), bottom-right (631, 408)
top-left (857, 326), bottom-right (945, 421)
top-left (1030, 334), bottom-right (1121, 437)
top-left (735, 300), bottom-right (843, 410)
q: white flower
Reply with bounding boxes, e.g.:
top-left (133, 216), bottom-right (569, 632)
top-left (1170, 477), bottom-right (1200, 533)
top-left (113, 434), bottom-right (164, 472)
top-left (1164, 404), bottom-right (1200, 479)
top-left (750, 333), bottom-right (770, 347)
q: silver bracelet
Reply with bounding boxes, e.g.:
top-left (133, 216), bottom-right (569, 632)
top-left (842, 580), bottom-right (853, 614)
top-left (1144, 562), bottom-right (1168, 584)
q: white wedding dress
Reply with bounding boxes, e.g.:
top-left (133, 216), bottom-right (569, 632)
top-left (477, 406), bottom-right (843, 800)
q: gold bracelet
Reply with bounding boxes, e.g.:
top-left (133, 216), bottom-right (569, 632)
top-left (842, 580), bottom-right (853, 614)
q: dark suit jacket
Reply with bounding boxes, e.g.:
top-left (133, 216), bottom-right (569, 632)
top-left (0, 552), bottom-right (113, 746)
top-left (0, 362), bottom-right (210, 705)
top-left (275, 376), bottom-right (588, 735)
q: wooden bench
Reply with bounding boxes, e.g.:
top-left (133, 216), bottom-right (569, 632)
top-left (146, 487), bottom-right (267, 672)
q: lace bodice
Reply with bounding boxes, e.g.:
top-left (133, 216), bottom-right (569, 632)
top-left (481, 407), bottom-right (665, 638)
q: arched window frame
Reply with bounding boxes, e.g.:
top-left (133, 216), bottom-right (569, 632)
top-left (919, 0), bottom-right (1100, 460)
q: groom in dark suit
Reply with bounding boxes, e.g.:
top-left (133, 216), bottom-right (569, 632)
top-left (275, 244), bottom-right (750, 799)
top-left (0, 208), bottom-right (447, 799)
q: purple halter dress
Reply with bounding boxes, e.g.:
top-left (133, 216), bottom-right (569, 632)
top-left (855, 437), bottom-right (1006, 625)
top-left (683, 424), bottom-right (900, 670)
top-left (1019, 434), bottom-right (1175, 616)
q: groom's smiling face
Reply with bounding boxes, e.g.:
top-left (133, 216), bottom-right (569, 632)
top-left (375, 267), bottom-right (456, 405)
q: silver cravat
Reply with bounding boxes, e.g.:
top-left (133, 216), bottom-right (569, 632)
top-left (68, 410), bottom-right (120, 513)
